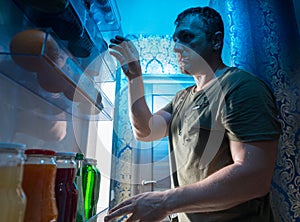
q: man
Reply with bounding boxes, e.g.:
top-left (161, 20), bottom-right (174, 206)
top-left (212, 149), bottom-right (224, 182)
top-left (105, 6), bottom-right (281, 222)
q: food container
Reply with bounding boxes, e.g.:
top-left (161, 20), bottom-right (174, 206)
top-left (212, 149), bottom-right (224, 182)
top-left (22, 148), bottom-right (58, 222)
top-left (55, 151), bottom-right (78, 222)
top-left (0, 142), bottom-right (26, 222)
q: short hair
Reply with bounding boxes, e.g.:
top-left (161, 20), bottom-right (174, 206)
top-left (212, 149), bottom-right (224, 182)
top-left (175, 7), bottom-right (224, 41)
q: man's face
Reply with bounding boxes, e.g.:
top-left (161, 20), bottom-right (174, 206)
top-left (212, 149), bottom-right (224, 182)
top-left (173, 15), bottom-right (213, 75)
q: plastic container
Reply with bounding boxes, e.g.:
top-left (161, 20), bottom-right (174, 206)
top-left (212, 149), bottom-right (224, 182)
top-left (14, 0), bottom-right (83, 40)
top-left (82, 158), bottom-right (101, 220)
top-left (55, 152), bottom-right (78, 222)
top-left (67, 30), bottom-right (94, 58)
top-left (22, 149), bottom-right (58, 222)
top-left (50, 4), bottom-right (84, 41)
top-left (23, 0), bottom-right (70, 14)
top-left (0, 142), bottom-right (26, 222)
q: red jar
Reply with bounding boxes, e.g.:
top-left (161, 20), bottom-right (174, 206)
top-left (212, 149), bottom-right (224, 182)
top-left (55, 152), bottom-right (78, 222)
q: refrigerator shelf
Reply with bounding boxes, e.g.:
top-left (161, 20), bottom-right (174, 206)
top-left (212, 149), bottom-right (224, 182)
top-left (0, 53), bottom-right (113, 121)
top-left (11, 0), bottom-right (118, 82)
top-left (0, 0), bottom-right (120, 121)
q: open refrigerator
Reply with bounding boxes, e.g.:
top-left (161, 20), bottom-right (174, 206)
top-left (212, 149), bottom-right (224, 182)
top-left (0, 0), bottom-right (122, 220)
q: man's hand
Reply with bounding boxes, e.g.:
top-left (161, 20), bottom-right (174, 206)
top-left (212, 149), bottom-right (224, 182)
top-left (104, 191), bottom-right (170, 222)
top-left (109, 35), bottom-right (142, 80)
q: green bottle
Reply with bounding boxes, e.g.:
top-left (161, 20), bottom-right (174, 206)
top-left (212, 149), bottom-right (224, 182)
top-left (82, 158), bottom-right (101, 220)
top-left (92, 160), bottom-right (101, 217)
top-left (75, 153), bottom-right (85, 222)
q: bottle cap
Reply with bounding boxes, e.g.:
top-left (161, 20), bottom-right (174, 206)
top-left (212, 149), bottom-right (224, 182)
top-left (0, 142), bottom-right (26, 149)
top-left (56, 151), bottom-right (76, 157)
top-left (75, 152), bottom-right (85, 160)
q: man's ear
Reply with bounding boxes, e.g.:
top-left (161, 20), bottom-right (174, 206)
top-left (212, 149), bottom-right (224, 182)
top-left (212, 31), bottom-right (223, 51)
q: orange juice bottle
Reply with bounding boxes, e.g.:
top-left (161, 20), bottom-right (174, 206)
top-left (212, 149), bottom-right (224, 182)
top-left (0, 142), bottom-right (26, 222)
top-left (22, 149), bottom-right (58, 222)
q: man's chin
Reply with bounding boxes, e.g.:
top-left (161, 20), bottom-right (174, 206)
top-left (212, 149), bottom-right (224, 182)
top-left (180, 68), bottom-right (193, 76)
top-left (180, 66), bottom-right (190, 75)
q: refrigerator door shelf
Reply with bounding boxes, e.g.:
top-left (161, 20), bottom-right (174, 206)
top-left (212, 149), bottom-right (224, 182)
top-left (0, 0), bottom-right (116, 120)
top-left (0, 52), bottom-right (113, 121)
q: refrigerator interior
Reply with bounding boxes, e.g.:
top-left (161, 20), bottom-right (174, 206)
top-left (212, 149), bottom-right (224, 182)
top-left (0, 0), bottom-right (121, 216)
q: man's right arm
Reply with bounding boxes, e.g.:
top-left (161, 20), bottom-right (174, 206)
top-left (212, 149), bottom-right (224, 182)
top-left (128, 75), bottom-right (172, 141)
top-left (109, 36), bottom-right (171, 142)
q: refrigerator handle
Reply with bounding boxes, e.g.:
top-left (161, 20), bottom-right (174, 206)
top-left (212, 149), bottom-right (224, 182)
top-left (141, 180), bottom-right (157, 186)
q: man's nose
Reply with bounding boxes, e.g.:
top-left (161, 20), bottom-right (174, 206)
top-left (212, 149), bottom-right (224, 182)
top-left (173, 42), bottom-right (185, 53)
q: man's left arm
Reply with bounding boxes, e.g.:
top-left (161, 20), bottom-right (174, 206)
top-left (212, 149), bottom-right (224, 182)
top-left (164, 139), bottom-right (278, 213)
top-left (104, 139), bottom-right (278, 221)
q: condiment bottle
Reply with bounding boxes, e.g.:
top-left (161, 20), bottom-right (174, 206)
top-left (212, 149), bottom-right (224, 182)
top-left (0, 142), bottom-right (26, 222)
top-left (22, 149), bottom-right (58, 222)
top-left (83, 158), bottom-right (101, 219)
top-left (55, 152), bottom-right (78, 222)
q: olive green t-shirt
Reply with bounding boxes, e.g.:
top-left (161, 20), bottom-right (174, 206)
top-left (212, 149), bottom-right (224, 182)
top-left (163, 67), bottom-right (281, 222)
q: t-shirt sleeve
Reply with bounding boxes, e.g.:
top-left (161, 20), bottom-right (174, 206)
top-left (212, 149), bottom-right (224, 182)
top-left (161, 100), bottom-right (173, 114)
top-left (160, 87), bottom-right (190, 115)
top-left (222, 75), bottom-right (281, 142)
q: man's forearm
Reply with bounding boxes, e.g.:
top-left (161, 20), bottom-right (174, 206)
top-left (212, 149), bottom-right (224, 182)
top-left (163, 162), bottom-right (269, 215)
top-left (128, 76), bottom-right (153, 139)
top-left (163, 140), bottom-right (278, 214)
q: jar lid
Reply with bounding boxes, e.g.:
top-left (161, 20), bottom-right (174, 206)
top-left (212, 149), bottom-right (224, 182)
top-left (75, 152), bottom-right (84, 160)
top-left (0, 142), bottom-right (26, 149)
top-left (25, 149), bottom-right (56, 156)
top-left (56, 151), bottom-right (76, 157)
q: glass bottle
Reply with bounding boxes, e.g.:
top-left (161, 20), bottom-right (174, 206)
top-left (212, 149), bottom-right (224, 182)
top-left (75, 152), bottom-right (85, 222)
top-left (82, 158), bottom-right (101, 220)
top-left (0, 142), bottom-right (26, 222)
top-left (22, 149), bottom-right (58, 222)
top-left (55, 152), bottom-right (78, 222)
top-left (91, 159), bottom-right (101, 217)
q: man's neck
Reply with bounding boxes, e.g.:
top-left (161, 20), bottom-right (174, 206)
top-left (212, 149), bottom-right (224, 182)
top-left (193, 61), bottom-right (227, 91)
